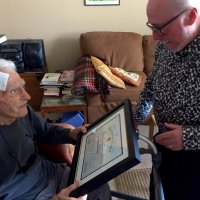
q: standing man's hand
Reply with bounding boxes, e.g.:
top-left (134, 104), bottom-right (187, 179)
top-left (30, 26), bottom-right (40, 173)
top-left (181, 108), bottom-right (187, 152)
top-left (155, 123), bottom-right (184, 150)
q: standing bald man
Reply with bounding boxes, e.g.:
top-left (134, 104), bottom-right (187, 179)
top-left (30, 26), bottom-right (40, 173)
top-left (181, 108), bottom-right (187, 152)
top-left (133, 0), bottom-right (200, 199)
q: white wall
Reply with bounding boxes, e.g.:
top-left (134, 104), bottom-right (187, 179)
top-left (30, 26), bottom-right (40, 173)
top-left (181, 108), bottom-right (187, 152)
top-left (1, 0), bottom-right (151, 71)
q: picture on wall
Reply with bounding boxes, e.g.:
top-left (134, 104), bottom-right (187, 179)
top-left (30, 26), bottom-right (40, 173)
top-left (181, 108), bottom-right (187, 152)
top-left (84, 0), bottom-right (120, 6)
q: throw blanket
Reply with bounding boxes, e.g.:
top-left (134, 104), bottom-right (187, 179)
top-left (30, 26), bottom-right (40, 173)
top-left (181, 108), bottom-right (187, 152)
top-left (72, 56), bottom-right (110, 99)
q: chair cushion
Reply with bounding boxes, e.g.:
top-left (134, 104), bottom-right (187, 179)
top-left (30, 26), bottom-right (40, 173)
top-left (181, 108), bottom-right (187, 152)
top-left (91, 56), bottom-right (126, 89)
top-left (110, 67), bottom-right (142, 87)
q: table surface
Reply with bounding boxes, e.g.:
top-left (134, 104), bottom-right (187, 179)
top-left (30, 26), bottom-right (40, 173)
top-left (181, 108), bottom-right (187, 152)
top-left (41, 96), bottom-right (86, 108)
top-left (40, 96), bottom-right (88, 124)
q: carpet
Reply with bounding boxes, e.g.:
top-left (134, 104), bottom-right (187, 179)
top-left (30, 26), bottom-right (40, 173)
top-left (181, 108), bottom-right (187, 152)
top-left (114, 168), bottom-right (151, 199)
top-left (110, 125), bottom-right (155, 200)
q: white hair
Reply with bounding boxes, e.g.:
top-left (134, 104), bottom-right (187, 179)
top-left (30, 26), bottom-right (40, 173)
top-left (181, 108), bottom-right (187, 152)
top-left (0, 59), bottom-right (16, 72)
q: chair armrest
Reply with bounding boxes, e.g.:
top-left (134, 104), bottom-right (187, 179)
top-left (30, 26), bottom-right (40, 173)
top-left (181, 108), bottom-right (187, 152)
top-left (38, 123), bottom-right (75, 164)
top-left (38, 143), bottom-right (74, 164)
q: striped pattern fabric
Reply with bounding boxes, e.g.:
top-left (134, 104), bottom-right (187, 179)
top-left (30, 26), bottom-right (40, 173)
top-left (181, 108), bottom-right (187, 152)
top-left (72, 56), bottom-right (110, 98)
top-left (114, 168), bottom-right (151, 199)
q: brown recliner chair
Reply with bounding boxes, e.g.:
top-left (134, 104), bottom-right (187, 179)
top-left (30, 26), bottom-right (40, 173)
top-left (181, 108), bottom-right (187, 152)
top-left (80, 32), bottom-right (157, 122)
top-left (76, 31), bottom-right (157, 139)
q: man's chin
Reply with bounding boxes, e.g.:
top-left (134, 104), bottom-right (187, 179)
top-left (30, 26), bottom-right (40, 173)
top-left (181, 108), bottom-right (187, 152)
top-left (18, 107), bottom-right (28, 117)
top-left (162, 41), bottom-right (182, 52)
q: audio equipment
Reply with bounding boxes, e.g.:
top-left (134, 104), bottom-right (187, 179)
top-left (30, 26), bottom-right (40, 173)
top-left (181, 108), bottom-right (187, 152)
top-left (0, 40), bottom-right (25, 72)
top-left (0, 39), bottom-right (47, 72)
top-left (22, 40), bottom-right (46, 72)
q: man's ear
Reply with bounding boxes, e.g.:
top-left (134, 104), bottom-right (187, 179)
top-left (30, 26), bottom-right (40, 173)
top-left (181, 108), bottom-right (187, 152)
top-left (186, 8), bottom-right (198, 25)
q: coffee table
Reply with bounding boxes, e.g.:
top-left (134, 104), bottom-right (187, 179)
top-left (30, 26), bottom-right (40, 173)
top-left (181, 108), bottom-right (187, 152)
top-left (40, 96), bottom-right (87, 124)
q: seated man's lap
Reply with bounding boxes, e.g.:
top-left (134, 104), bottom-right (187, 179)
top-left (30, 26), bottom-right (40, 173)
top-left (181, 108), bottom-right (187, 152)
top-left (35, 162), bottom-right (70, 200)
top-left (35, 161), bottom-right (111, 200)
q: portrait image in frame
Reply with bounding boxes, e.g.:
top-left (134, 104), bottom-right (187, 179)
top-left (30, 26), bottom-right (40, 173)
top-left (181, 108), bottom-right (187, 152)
top-left (68, 99), bottom-right (140, 197)
top-left (84, 0), bottom-right (120, 6)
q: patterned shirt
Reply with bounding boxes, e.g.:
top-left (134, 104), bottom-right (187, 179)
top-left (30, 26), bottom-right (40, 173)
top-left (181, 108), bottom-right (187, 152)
top-left (134, 35), bottom-right (200, 150)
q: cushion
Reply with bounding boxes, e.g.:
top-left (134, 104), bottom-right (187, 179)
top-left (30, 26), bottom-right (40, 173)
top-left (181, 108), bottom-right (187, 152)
top-left (110, 67), bottom-right (142, 87)
top-left (91, 56), bottom-right (126, 89)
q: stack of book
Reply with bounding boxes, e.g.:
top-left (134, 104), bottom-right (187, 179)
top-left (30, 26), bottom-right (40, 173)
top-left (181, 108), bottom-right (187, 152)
top-left (41, 71), bottom-right (75, 97)
top-left (40, 73), bottom-right (61, 86)
top-left (59, 70), bottom-right (74, 97)
top-left (60, 70), bottom-right (74, 85)
top-left (40, 73), bottom-right (63, 97)
top-left (43, 87), bottom-right (60, 96)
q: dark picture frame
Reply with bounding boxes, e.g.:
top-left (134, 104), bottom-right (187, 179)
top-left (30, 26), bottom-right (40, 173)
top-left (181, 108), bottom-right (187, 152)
top-left (84, 0), bottom-right (120, 6)
top-left (68, 99), bottom-right (140, 197)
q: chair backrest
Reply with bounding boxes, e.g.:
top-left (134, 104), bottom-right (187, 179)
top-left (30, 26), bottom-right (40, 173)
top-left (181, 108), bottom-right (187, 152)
top-left (80, 31), bottom-right (144, 72)
top-left (142, 35), bottom-right (157, 76)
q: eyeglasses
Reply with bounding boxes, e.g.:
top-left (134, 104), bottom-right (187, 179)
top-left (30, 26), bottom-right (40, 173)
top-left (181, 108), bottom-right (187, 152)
top-left (146, 9), bottom-right (188, 35)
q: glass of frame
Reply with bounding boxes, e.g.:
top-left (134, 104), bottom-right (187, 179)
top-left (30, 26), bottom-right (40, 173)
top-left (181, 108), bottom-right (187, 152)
top-left (84, 0), bottom-right (120, 6)
top-left (68, 99), bottom-right (141, 197)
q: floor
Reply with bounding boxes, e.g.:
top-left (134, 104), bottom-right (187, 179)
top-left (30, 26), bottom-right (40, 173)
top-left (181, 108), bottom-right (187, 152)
top-left (109, 124), bottom-right (158, 200)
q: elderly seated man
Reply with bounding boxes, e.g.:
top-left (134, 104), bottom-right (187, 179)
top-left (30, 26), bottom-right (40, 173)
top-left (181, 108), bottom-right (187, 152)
top-left (0, 59), bottom-right (111, 200)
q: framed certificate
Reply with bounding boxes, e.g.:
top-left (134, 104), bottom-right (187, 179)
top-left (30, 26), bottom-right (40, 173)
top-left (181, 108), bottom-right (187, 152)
top-left (68, 99), bottom-right (140, 197)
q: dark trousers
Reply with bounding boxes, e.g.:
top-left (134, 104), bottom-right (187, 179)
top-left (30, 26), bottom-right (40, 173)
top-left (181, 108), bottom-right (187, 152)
top-left (87, 183), bottom-right (112, 200)
top-left (150, 137), bottom-right (200, 200)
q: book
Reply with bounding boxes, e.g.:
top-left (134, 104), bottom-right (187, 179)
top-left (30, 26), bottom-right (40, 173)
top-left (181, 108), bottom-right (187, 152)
top-left (44, 87), bottom-right (60, 91)
top-left (62, 87), bottom-right (72, 96)
top-left (40, 83), bottom-right (64, 87)
top-left (41, 73), bottom-right (61, 85)
top-left (0, 34), bottom-right (7, 44)
top-left (44, 87), bottom-right (60, 96)
top-left (60, 70), bottom-right (74, 83)
top-left (64, 82), bottom-right (73, 87)
top-left (44, 91), bottom-right (60, 96)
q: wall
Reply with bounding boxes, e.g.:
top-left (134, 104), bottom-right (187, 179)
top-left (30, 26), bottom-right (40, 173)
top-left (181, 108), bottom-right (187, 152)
top-left (1, 0), bottom-right (151, 72)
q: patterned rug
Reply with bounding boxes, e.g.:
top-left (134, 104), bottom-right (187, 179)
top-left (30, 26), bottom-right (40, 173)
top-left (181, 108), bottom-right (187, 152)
top-left (110, 138), bottom-right (153, 200)
top-left (114, 168), bottom-right (151, 199)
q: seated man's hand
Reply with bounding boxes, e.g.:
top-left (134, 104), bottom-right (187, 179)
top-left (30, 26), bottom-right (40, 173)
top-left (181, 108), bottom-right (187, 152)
top-left (55, 180), bottom-right (87, 200)
top-left (65, 144), bottom-right (75, 166)
top-left (53, 123), bottom-right (87, 166)
top-left (69, 126), bottom-right (87, 140)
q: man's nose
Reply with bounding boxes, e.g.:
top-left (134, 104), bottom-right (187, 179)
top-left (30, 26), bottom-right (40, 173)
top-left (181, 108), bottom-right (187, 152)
top-left (21, 88), bottom-right (31, 100)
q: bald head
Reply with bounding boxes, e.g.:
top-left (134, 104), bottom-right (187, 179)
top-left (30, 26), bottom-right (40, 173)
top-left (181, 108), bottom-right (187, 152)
top-left (170, 0), bottom-right (200, 12)
top-left (147, 0), bottom-right (200, 51)
top-left (147, 0), bottom-right (200, 15)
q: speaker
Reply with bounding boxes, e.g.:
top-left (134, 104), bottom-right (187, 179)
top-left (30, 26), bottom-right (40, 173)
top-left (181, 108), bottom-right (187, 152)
top-left (22, 39), bottom-right (47, 72)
